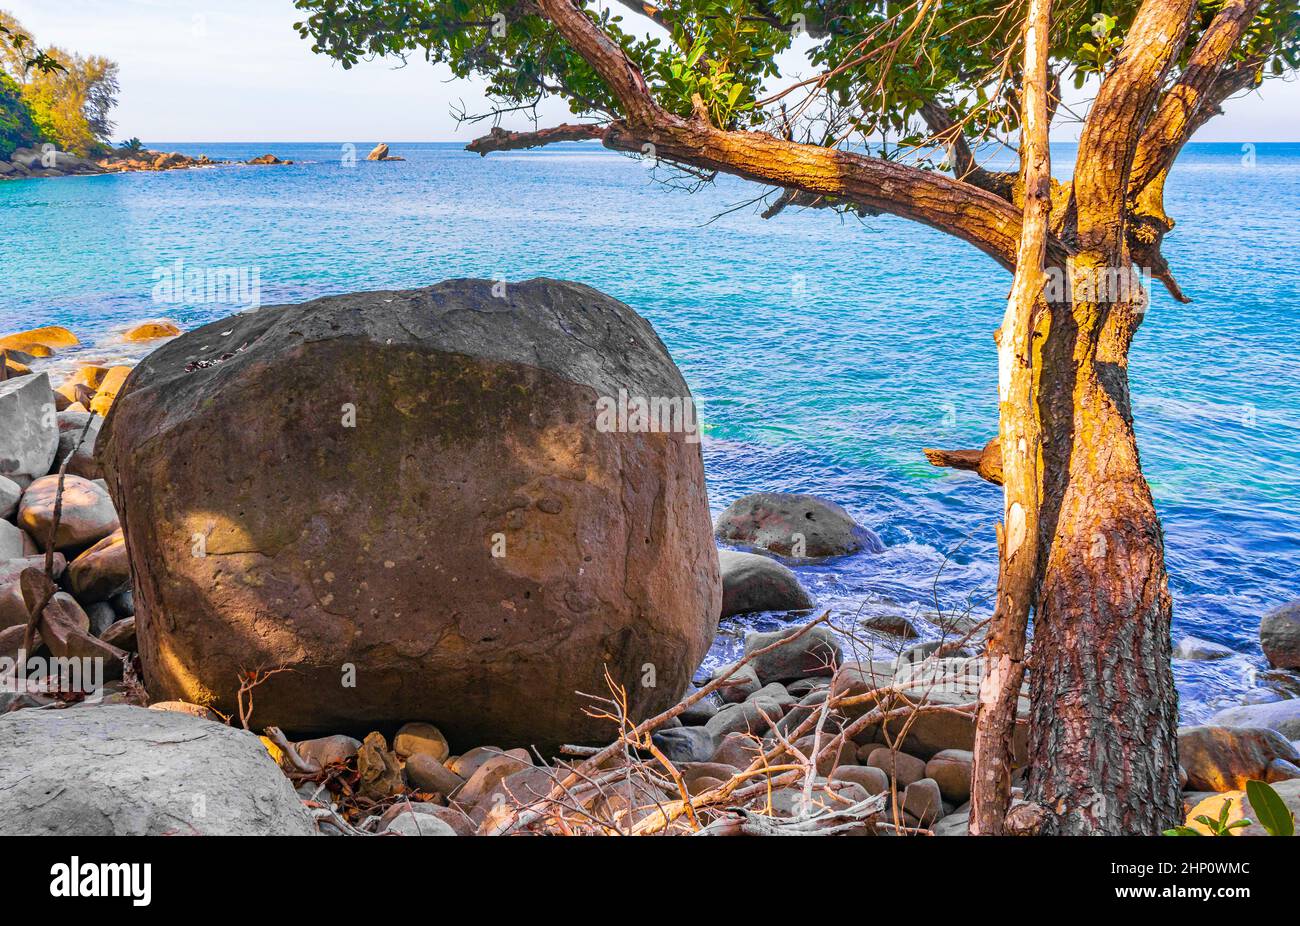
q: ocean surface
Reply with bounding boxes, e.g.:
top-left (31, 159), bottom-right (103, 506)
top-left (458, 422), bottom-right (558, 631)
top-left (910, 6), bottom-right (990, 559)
top-left (2, 141), bottom-right (1297, 722)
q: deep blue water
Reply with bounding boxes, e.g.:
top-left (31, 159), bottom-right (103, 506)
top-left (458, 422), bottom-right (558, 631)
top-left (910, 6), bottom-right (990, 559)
top-left (2, 141), bottom-right (1297, 721)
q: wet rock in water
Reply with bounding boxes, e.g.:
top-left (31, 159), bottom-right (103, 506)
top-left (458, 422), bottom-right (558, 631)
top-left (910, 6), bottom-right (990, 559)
top-left (1174, 636), bottom-right (1234, 661)
top-left (0, 325), bottom-right (79, 353)
top-left (653, 726), bottom-right (716, 764)
top-left (66, 528), bottom-right (131, 602)
top-left (54, 409), bottom-right (104, 479)
top-left (715, 492), bottom-right (883, 561)
top-left (743, 625), bottom-right (842, 685)
top-left (96, 279), bottom-right (720, 748)
top-left (861, 613), bottom-right (921, 639)
top-left (394, 722), bottom-right (450, 762)
top-left (123, 320), bottom-right (181, 341)
top-left (0, 374), bottom-right (58, 482)
top-left (717, 548), bottom-right (813, 618)
top-left (367, 143), bottom-right (390, 160)
top-left (17, 475), bottom-right (118, 550)
top-left (0, 705), bottom-right (316, 835)
top-left (247, 154), bottom-right (290, 165)
top-left (100, 616), bottom-right (136, 651)
top-left (296, 734), bottom-right (362, 768)
top-left (1178, 725), bottom-right (1300, 791)
top-left (0, 475), bottom-right (20, 519)
top-left (405, 753), bottom-right (465, 797)
top-left (925, 749), bottom-right (974, 804)
top-left (383, 810), bottom-right (458, 836)
top-left (1261, 601), bottom-right (1300, 670)
top-left (1209, 700), bottom-right (1300, 741)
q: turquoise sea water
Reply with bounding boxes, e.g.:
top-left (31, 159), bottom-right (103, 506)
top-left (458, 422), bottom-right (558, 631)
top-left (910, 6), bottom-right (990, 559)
top-left (2, 141), bottom-right (1297, 721)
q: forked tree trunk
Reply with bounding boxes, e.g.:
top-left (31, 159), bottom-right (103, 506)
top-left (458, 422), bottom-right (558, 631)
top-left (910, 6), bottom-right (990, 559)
top-left (1026, 266), bottom-right (1182, 835)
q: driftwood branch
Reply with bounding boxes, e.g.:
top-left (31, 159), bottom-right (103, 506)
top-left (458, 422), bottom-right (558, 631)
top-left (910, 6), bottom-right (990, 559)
top-left (923, 438), bottom-right (1002, 485)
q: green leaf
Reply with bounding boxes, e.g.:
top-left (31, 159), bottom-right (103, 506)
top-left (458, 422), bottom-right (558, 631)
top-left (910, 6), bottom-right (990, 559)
top-left (1246, 779), bottom-right (1296, 837)
top-left (1163, 826), bottom-right (1202, 836)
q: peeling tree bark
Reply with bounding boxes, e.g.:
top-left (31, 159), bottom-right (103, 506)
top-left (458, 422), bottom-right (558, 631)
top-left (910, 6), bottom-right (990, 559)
top-left (969, 0), bottom-right (1052, 837)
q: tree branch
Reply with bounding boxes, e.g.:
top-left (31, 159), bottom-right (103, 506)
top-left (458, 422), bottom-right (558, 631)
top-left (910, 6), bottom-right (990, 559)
top-left (1130, 0), bottom-right (1265, 197)
top-left (466, 122), bottom-right (609, 155)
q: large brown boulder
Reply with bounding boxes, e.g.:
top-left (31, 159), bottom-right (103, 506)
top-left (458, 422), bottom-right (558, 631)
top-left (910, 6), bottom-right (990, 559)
top-left (97, 279), bottom-right (721, 749)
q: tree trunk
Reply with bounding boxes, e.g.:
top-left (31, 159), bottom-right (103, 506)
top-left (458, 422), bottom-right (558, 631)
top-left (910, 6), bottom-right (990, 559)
top-left (1026, 271), bottom-right (1181, 835)
top-left (969, 0), bottom-right (1052, 837)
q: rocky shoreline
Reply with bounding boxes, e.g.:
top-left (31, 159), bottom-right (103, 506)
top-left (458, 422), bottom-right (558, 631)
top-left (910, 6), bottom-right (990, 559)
top-left (2, 297), bottom-right (1299, 836)
top-left (0, 142), bottom-right (407, 182)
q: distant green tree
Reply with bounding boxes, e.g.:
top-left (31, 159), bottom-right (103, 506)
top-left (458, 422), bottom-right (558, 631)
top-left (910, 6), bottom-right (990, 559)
top-left (0, 12), bottom-right (118, 157)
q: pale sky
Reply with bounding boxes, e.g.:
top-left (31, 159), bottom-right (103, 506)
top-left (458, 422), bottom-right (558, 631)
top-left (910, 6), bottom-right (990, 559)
top-left (6, 0), bottom-right (1298, 143)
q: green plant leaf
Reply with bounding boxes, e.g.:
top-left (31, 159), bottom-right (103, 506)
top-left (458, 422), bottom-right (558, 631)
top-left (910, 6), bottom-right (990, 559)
top-left (1246, 779), bottom-right (1296, 837)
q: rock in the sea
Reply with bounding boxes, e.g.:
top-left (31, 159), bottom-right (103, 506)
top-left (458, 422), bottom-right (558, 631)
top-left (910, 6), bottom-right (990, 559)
top-left (247, 154), bottom-right (290, 165)
top-left (718, 548), bottom-right (813, 618)
top-left (97, 280), bottom-right (721, 748)
top-left (66, 528), bottom-right (131, 602)
top-left (1209, 700), bottom-right (1300, 741)
top-left (0, 325), bottom-right (79, 352)
top-left (0, 705), bottom-right (316, 835)
top-left (1262, 602), bottom-right (1300, 671)
top-left (16, 474), bottom-right (118, 550)
top-left (1178, 725), bottom-right (1300, 791)
top-left (861, 613), bottom-right (921, 639)
top-left (1174, 636), bottom-right (1235, 661)
top-left (0, 373), bottom-right (58, 481)
top-left (123, 320), bottom-right (181, 341)
top-left (715, 492), bottom-right (883, 561)
top-left (743, 625), bottom-right (843, 684)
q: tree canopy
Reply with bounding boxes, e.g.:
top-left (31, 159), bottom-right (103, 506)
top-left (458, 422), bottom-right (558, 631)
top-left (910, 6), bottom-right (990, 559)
top-left (0, 12), bottom-right (119, 158)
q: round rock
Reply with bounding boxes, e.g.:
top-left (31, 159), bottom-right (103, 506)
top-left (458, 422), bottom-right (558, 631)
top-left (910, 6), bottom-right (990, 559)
top-left (715, 492), bottom-right (883, 561)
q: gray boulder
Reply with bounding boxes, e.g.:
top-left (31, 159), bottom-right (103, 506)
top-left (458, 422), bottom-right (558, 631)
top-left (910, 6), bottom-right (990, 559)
top-left (383, 811), bottom-right (457, 836)
top-left (743, 625), bottom-right (843, 684)
top-left (1209, 700), bottom-right (1300, 741)
top-left (1174, 636), bottom-right (1234, 660)
top-left (1262, 601), bottom-right (1300, 670)
top-left (715, 492), bottom-right (883, 561)
top-left (0, 374), bottom-right (58, 481)
top-left (0, 705), bottom-right (317, 835)
top-left (718, 548), bottom-right (812, 617)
